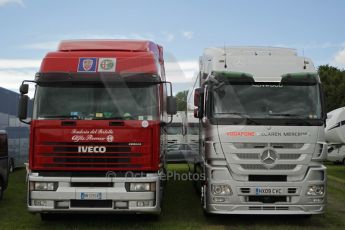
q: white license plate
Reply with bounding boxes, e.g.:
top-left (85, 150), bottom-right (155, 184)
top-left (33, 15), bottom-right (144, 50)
top-left (80, 192), bottom-right (102, 200)
top-left (255, 187), bottom-right (283, 195)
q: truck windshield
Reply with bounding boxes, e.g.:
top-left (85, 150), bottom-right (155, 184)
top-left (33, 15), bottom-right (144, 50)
top-left (212, 83), bottom-right (322, 120)
top-left (34, 84), bottom-right (158, 120)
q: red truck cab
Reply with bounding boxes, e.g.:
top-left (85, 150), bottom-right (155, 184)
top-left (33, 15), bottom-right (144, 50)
top-left (18, 40), bottom-right (176, 219)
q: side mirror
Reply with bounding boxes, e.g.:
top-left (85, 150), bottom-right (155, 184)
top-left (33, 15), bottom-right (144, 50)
top-left (20, 84), bottom-right (29, 95)
top-left (167, 96), bottom-right (177, 115)
top-left (18, 95), bottom-right (29, 120)
top-left (194, 88), bottom-right (202, 107)
top-left (194, 107), bottom-right (203, 119)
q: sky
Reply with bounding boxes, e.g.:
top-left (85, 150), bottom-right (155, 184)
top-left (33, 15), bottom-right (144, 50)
top-left (1, 0), bottom-right (345, 95)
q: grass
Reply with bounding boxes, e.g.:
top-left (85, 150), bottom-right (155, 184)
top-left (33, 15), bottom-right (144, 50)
top-left (0, 164), bottom-right (344, 230)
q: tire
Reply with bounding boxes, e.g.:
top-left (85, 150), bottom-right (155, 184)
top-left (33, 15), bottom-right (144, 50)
top-left (342, 158), bottom-right (345, 165)
top-left (40, 213), bottom-right (57, 221)
top-left (0, 183), bottom-right (3, 201)
top-left (9, 159), bottom-right (14, 173)
top-left (193, 163), bottom-right (202, 195)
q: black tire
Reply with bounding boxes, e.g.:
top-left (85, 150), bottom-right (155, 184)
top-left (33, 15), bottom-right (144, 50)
top-left (0, 183), bottom-right (3, 201)
top-left (40, 213), bottom-right (57, 221)
top-left (9, 159), bottom-right (14, 173)
top-left (193, 163), bottom-right (202, 195)
top-left (342, 158), bottom-right (345, 165)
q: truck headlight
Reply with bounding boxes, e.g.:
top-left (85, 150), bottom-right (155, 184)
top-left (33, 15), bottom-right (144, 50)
top-left (306, 185), bottom-right (324, 196)
top-left (30, 182), bottom-right (57, 191)
top-left (211, 184), bottom-right (232, 196)
top-left (129, 182), bottom-right (155, 192)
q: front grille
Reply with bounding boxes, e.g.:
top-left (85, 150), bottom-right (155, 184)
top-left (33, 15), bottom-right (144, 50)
top-left (70, 182), bottom-right (113, 187)
top-left (248, 196), bottom-right (287, 203)
top-left (249, 175), bottom-right (287, 182)
top-left (54, 158), bottom-right (130, 163)
top-left (236, 153), bottom-right (301, 160)
top-left (39, 142), bottom-right (146, 169)
top-left (249, 206), bottom-right (289, 211)
top-left (236, 153), bottom-right (259, 159)
top-left (53, 146), bottom-right (131, 152)
top-left (70, 200), bottom-right (112, 208)
top-left (279, 154), bottom-right (301, 160)
top-left (44, 164), bottom-right (140, 168)
top-left (240, 164), bottom-right (296, 170)
top-left (233, 143), bottom-right (304, 149)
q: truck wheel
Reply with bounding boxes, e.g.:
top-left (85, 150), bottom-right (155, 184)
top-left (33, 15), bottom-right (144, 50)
top-left (0, 183), bottom-right (3, 201)
top-left (9, 159), bottom-right (14, 173)
top-left (40, 213), bottom-right (57, 221)
top-left (193, 163), bottom-right (202, 195)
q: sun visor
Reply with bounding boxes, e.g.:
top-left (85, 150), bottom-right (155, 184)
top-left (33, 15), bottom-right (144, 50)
top-left (213, 71), bottom-right (255, 83)
top-left (281, 72), bottom-right (318, 85)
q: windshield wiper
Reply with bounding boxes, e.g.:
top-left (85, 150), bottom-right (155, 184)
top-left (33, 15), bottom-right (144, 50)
top-left (267, 113), bottom-right (306, 118)
top-left (92, 116), bottom-right (124, 120)
top-left (222, 112), bottom-right (259, 125)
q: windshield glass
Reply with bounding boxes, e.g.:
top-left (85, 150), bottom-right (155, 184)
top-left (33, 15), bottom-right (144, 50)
top-left (34, 84), bottom-right (158, 120)
top-left (212, 83), bottom-right (322, 119)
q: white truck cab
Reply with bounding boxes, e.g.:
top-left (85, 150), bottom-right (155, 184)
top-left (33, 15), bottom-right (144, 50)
top-left (189, 46), bottom-right (327, 215)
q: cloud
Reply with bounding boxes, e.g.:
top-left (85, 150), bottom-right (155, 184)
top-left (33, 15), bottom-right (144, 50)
top-left (23, 33), bottom-right (157, 51)
top-left (0, 0), bottom-right (24, 7)
top-left (23, 41), bottom-right (59, 50)
top-left (181, 31), bottom-right (194, 40)
top-left (0, 69), bottom-right (36, 97)
top-left (334, 48), bottom-right (345, 66)
top-left (162, 32), bottom-right (175, 42)
top-left (0, 59), bottom-right (41, 69)
top-left (0, 59), bottom-right (40, 97)
top-left (331, 48), bottom-right (345, 69)
top-left (274, 41), bottom-right (345, 50)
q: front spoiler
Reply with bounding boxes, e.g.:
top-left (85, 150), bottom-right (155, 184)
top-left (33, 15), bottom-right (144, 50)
top-left (203, 164), bottom-right (327, 215)
top-left (207, 204), bottom-right (325, 215)
top-left (27, 173), bottom-right (161, 214)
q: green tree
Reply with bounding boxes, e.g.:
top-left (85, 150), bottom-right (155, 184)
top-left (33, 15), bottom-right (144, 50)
top-left (175, 90), bottom-right (188, 111)
top-left (318, 65), bottom-right (345, 112)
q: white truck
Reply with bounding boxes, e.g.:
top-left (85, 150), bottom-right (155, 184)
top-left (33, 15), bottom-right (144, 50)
top-left (189, 46), bottom-right (327, 215)
top-left (325, 107), bottom-right (345, 164)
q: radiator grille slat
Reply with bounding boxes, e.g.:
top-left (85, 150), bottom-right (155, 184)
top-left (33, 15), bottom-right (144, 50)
top-left (39, 141), bottom-right (146, 169)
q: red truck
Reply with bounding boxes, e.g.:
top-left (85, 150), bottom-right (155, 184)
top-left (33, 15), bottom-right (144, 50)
top-left (18, 40), bottom-right (176, 219)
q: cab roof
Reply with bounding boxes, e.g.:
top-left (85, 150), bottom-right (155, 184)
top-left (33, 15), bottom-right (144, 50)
top-left (58, 40), bottom-right (161, 53)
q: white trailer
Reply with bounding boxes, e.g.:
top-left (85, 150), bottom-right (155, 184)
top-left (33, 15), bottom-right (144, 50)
top-left (325, 107), bottom-right (345, 164)
top-left (166, 111), bottom-right (186, 162)
top-left (189, 46), bottom-right (327, 215)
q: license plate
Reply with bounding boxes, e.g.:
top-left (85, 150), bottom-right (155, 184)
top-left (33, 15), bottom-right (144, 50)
top-left (80, 192), bottom-right (102, 200)
top-left (255, 187), bottom-right (282, 195)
